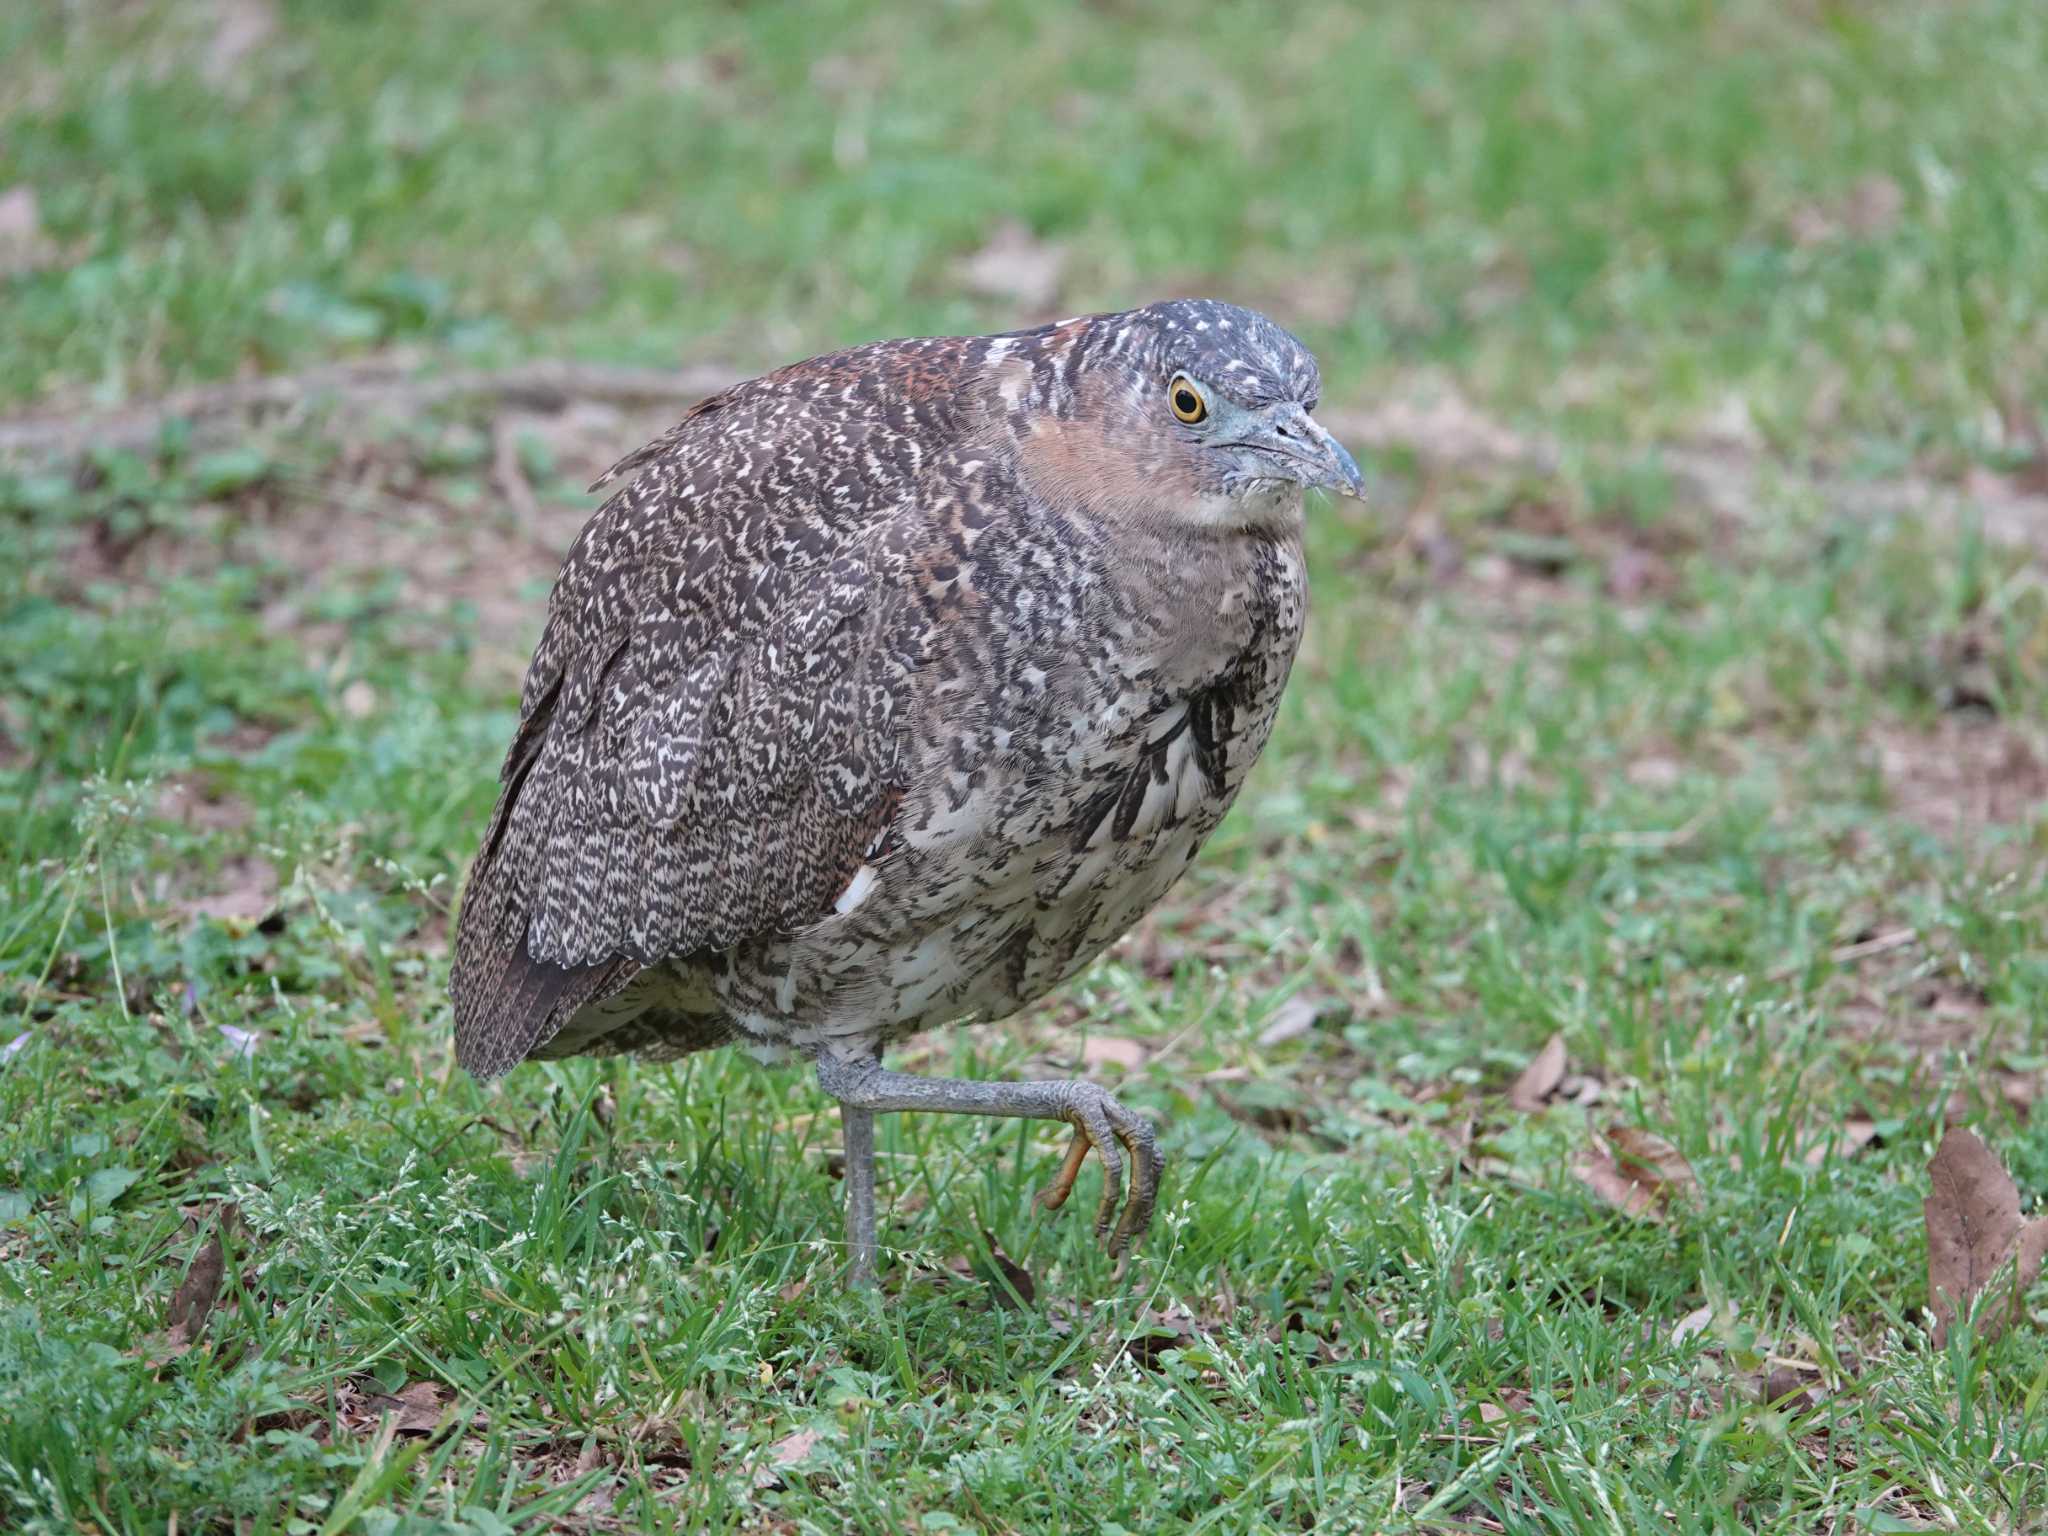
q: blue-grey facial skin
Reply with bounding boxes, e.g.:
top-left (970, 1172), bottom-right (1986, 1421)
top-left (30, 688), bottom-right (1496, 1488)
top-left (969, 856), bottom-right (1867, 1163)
top-left (1179, 381), bottom-right (1366, 501)
top-left (1166, 372), bottom-right (1366, 504)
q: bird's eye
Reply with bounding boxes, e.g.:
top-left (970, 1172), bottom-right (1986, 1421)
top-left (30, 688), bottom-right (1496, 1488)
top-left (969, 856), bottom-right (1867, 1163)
top-left (1168, 374), bottom-right (1208, 424)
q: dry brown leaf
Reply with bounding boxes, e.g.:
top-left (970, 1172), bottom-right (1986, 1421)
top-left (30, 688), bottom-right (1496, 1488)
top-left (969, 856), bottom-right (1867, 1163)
top-left (1572, 1143), bottom-right (1663, 1221)
top-left (1574, 1123), bottom-right (1697, 1221)
top-left (771, 1426), bottom-right (822, 1465)
top-left (1082, 1035), bottom-right (1146, 1071)
top-left (978, 1228), bottom-right (1036, 1309)
top-left (1255, 994), bottom-right (1333, 1048)
top-left (0, 185), bottom-right (38, 244)
top-left (132, 1328), bottom-right (199, 1368)
top-left (1508, 1033), bottom-right (1567, 1112)
top-left (164, 1233), bottom-right (226, 1341)
top-left (370, 1381), bottom-right (458, 1436)
top-left (137, 1207), bottom-right (242, 1367)
top-left (1121, 1307), bottom-right (1197, 1369)
top-left (1759, 1365), bottom-right (1816, 1408)
top-left (1924, 1127), bottom-right (2048, 1345)
top-left (1671, 1303), bottom-right (1716, 1346)
top-left (752, 1425), bottom-right (824, 1489)
top-left (1606, 1126), bottom-right (1700, 1202)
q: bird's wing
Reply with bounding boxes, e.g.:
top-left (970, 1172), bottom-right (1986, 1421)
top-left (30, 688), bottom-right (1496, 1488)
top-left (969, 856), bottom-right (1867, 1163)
top-left (451, 346), bottom-right (969, 1077)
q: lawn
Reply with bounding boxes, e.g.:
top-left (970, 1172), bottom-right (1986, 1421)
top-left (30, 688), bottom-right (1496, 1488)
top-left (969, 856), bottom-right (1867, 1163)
top-left (4, 1), bottom-right (2048, 1531)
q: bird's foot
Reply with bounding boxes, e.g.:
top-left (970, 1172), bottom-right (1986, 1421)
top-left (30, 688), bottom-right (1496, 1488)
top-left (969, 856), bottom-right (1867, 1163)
top-left (815, 1057), bottom-right (1166, 1282)
top-left (1033, 1082), bottom-right (1163, 1277)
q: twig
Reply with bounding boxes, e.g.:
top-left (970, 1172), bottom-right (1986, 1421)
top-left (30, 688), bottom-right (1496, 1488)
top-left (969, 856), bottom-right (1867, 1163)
top-left (1829, 927), bottom-right (1918, 965)
top-left (1766, 925), bottom-right (1918, 982)
top-left (491, 416), bottom-right (540, 525)
top-left (0, 359), bottom-right (744, 466)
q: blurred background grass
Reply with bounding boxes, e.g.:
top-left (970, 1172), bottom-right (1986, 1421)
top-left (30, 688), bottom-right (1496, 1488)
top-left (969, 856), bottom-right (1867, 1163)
top-left (4, 0), bottom-right (2046, 461)
top-left (5, 2), bottom-right (2048, 1532)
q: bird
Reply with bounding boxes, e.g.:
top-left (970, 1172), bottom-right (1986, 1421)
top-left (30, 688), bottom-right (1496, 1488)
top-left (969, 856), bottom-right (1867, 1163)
top-left (450, 298), bottom-right (1363, 1286)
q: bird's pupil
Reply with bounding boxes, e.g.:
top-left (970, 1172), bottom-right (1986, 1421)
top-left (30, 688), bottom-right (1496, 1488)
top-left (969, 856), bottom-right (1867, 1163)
top-left (1176, 390), bottom-right (1197, 414)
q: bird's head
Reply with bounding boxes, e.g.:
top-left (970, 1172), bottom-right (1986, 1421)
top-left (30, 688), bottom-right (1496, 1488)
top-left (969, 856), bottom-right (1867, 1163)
top-left (1008, 298), bottom-right (1364, 534)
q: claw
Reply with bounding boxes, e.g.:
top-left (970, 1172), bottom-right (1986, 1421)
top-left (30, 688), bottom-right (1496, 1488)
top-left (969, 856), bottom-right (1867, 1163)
top-left (1032, 1086), bottom-right (1164, 1275)
top-left (1036, 1127), bottom-right (1092, 1213)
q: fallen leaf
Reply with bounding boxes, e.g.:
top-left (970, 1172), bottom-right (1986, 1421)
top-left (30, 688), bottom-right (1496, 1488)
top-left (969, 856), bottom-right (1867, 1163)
top-left (978, 1228), bottom-right (1035, 1309)
top-left (1475, 1401), bottom-right (1507, 1425)
top-left (1671, 1303), bottom-right (1715, 1346)
top-left (956, 219), bottom-right (1066, 309)
top-left (1082, 1035), bottom-right (1146, 1071)
top-left (369, 1380), bottom-right (458, 1436)
top-left (1572, 1143), bottom-right (1663, 1221)
top-left (0, 185), bottom-right (37, 242)
top-left (134, 1221), bottom-right (232, 1373)
top-left (752, 1424), bottom-right (825, 1489)
top-left (771, 1426), bottom-right (821, 1465)
top-left (1120, 1308), bottom-right (1196, 1369)
top-left (1507, 1033), bottom-right (1567, 1112)
top-left (164, 1233), bottom-right (227, 1342)
top-left (1759, 1365), bottom-right (1815, 1407)
top-left (132, 1328), bottom-right (198, 1367)
top-left (1256, 993), bottom-right (1336, 1048)
top-left (1924, 1126), bottom-right (2048, 1345)
top-left (1572, 1123), bottom-right (1697, 1221)
top-left (1606, 1125), bottom-right (1700, 1202)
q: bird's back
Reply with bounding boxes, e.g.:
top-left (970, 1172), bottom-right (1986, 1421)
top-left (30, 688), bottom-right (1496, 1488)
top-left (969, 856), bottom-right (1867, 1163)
top-left (451, 331), bottom-right (995, 1075)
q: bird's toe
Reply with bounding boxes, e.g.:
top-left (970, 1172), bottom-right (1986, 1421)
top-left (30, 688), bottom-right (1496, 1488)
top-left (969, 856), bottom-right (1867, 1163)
top-left (1035, 1083), bottom-right (1163, 1273)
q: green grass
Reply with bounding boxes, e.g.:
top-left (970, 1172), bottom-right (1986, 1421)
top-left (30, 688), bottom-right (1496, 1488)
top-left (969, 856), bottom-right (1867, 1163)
top-left (5, 2), bottom-right (2048, 1532)
top-left (5, 0), bottom-right (2048, 458)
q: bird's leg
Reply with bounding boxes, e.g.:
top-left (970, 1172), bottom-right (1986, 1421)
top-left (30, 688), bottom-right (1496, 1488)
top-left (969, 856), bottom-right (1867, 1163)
top-left (815, 1056), bottom-right (1163, 1278)
top-left (840, 1100), bottom-right (878, 1289)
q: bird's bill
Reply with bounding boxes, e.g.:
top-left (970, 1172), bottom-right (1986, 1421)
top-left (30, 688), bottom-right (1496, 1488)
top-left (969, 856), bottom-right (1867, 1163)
top-left (1295, 413), bottom-right (1366, 500)
top-left (1260, 404), bottom-right (1366, 500)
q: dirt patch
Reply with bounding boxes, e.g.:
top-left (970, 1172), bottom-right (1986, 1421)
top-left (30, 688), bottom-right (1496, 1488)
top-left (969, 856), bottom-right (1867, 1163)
top-left (36, 396), bottom-right (705, 689)
top-left (1834, 977), bottom-right (1993, 1060)
top-left (156, 774), bottom-right (254, 832)
top-left (1873, 715), bottom-right (2048, 844)
top-left (169, 854), bottom-right (279, 925)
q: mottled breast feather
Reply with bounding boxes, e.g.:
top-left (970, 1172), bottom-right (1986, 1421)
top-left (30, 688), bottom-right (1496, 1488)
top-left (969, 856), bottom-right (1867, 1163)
top-left (452, 336), bottom-right (983, 1076)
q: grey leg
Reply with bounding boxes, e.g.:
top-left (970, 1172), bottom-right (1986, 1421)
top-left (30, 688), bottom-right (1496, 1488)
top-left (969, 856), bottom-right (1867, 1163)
top-left (815, 1056), bottom-right (1164, 1278)
top-left (841, 1102), bottom-right (878, 1289)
